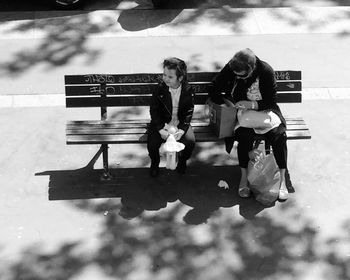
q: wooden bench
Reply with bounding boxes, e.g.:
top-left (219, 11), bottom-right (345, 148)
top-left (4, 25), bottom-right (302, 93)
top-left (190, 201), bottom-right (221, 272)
top-left (65, 71), bottom-right (311, 179)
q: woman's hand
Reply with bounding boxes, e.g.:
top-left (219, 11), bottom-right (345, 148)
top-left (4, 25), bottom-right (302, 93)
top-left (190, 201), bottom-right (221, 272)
top-left (235, 101), bottom-right (256, 110)
top-left (159, 129), bottom-right (170, 140)
top-left (174, 129), bottom-right (184, 141)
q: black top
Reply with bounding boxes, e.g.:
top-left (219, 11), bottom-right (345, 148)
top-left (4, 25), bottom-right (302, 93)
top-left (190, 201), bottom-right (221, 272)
top-left (149, 81), bottom-right (195, 132)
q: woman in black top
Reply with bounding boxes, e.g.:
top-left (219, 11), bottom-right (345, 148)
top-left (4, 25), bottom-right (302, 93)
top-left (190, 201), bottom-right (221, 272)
top-left (209, 49), bottom-right (288, 200)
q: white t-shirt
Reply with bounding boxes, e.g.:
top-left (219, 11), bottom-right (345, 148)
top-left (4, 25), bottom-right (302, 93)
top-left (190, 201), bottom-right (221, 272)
top-left (168, 85), bottom-right (181, 127)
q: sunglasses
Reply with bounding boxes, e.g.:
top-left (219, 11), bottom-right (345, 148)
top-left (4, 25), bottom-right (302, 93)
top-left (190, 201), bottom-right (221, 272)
top-left (234, 70), bottom-right (251, 79)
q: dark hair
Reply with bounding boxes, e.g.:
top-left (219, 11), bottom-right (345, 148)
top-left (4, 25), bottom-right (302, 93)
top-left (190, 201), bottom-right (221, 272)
top-left (229, 48), bottom-right (256, 73)
top-left (163, 57), bottom-right (188, 84)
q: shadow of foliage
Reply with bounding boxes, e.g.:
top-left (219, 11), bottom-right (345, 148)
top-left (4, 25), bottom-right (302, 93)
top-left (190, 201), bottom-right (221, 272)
top-left (148, 0), bottom-right (350, 9)
top-left (19, 122), bottom-right (350, 280)
top-left (4, 188), bottom-right (350, 279)
top-left (1, 0), bottom-right (350, 12)
top-left (117, 6), bottom-right (182, 31)
top-left (6, 242), bottom-right (88, 280)
top-left (0, 12), bottom-right (119, 76)
top-left (269, 6), bottom-right (350, 37)
top-left (117, 5), bottom-right (248, 33)
top-left (1, 0), bottom-right (349, 77)
top-left (2, 2), bottom-right (350, 277)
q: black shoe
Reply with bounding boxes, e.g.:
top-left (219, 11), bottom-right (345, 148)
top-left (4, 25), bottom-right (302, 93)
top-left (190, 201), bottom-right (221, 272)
top-left (149, 164), bottom-right (159, 177)
top-left (176, 160), bottom-right (187, 174)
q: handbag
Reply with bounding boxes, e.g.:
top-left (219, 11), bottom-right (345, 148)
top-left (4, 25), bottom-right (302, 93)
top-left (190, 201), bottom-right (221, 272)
top-left (237, 109), bottom-right (273, 129)
top-left (206, 98), bottom-right (237, 138)
top-left (247, 148), bottom-right (280, 205)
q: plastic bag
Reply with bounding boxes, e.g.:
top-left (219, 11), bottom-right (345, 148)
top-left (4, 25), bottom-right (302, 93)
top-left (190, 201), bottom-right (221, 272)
top-left (247, 149), bottom-right (280, 205)
top-left (159, 133), bottom-right (185, 170)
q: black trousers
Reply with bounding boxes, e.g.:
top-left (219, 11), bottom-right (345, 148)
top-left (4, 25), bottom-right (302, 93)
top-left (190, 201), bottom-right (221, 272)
top-left (233, 124), bottom-right (287, 169)
top-left (147, 125), bottom-right (195, 166)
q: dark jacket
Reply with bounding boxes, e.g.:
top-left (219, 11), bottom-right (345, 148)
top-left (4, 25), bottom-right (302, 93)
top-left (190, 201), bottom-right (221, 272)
top-left (209, 57), bottom-right (286, 127)
top-left (149, 81), bottom-right (195, 132)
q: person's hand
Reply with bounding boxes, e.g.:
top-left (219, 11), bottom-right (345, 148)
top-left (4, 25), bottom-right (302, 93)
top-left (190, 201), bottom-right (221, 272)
top-left (248, 149), bottom-right (263, 162)
top-left (235, 101), bottom-right (254, 110)
top-left (174, 129), bottom-right (184, 141)
top-left (159, 129), bottom-right (170, 140)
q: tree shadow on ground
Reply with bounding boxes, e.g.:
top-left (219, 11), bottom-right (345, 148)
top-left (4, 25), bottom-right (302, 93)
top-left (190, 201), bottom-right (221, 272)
top-left (144, 0), bottom-right (350, 36)
top-left (117, 4), bottom-right (248, 33)
top-left (5, 170), bottom-right (350, 279)
top-left (0, 0), bottom-right (125, 11)
top-left (23, 113), bottom-right (350, 280)
top-left (2, 0), bottom-right (349, 12)
top-left (5, 242), bottom-right (87, 280)
top-left (269, 6), bottom-right (350, 38)
top-left (155, 0), bottom-right (350, 9)
top-left (1, 0), bottom-right (349, 77)
top-left (0, 12), bottom-right (116, 76)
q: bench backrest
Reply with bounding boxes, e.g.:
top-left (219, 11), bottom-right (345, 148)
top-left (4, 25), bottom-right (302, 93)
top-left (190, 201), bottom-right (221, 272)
top-left (65, 71), bottom-right (302, 110)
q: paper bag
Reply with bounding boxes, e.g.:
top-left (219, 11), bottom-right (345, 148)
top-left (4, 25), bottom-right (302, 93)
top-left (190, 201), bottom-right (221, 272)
top-left (207, 99), bottom-right (237, 138)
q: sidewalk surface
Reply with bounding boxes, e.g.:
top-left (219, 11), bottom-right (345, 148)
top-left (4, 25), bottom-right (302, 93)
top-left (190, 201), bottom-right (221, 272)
top-left (0, 1), bottom-right (350, 106)
top-left (1, 1), bottom-right (350, 280)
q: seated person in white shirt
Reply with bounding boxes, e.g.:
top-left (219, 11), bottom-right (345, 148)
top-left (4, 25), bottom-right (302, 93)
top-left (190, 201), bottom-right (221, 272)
top-left (147, 57), bottom-right (195, 177)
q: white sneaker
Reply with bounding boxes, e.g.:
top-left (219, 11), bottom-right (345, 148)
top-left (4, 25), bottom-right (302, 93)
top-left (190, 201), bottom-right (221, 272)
top-left (278, 185), bottom-right (289, 201)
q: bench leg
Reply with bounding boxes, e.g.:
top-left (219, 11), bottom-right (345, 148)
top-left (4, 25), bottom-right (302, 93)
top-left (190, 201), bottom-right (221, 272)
top-left (101, 144), bottom-right (112, 180)
top-left (80, 145), bottom-right (112, 180)
top-left (81, 146), bottom-right (103, 170)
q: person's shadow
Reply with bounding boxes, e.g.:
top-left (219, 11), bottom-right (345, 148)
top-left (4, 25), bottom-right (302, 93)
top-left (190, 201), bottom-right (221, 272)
top-left (36, 163), bottom-right (276, 222)
top-left (177, 171), bottom-right (272, 223)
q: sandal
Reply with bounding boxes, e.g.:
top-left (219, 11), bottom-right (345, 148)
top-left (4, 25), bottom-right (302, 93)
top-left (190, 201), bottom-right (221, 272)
top-left (238, 186), bottom-right (251, 198)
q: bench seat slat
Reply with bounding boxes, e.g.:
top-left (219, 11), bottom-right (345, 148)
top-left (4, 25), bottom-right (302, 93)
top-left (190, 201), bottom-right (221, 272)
top-left (66, 123), bottom-right (309, 136)
top-left (66, 134), bottom-right (219, 144)
top-left (67, 127), bottom-right (147, 135)
top-left (67, 117), bottom-right (307, 127)
top-left (68, 116), bottom-right (306, 122)
top-left (66, 128), bottom-right (311, 144)
top-left (285, 130), bottom-right (311, 139)
top-left (66, 121), bottom-right (307, 131)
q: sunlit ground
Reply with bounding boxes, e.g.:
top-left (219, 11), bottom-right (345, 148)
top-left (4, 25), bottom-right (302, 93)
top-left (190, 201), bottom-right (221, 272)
top-left (0, 99), bottom-right (350, 279)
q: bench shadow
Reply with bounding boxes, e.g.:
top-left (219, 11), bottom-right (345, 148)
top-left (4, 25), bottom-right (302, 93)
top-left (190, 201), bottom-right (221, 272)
top-left (36, 164), bottom-right (274, 222)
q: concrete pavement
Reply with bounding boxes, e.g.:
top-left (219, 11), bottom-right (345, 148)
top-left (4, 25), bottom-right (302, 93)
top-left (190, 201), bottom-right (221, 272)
top-left (0, 5), bottom-right (350, 107)
top-left (1, 99), bottom-right (350, 280)
top-left (1, 2), bottom-right (350, 280)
